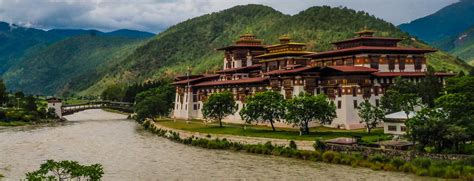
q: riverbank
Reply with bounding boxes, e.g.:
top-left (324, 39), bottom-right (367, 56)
top-left (155, 118), bottom-right (389, 143)
top-left (143, 119), bottom-right (474, 179)
top-left (2, 109), bottom-right (422, 180)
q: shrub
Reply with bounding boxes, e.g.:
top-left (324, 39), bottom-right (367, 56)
top-left (322, 151), bottom-right (338, 163)
top-left (289, 140), bottom-right (297, 149)
top-left (309, 151), bottom-right (322, 161)
top-left (401, 162), bottom-right (415, 173)
top-left (383, 164), bottom-right (397, 171)
top-left (416, 169), bottom-right (429, 176)
top-left (428, 165), bottom-right (446, 178)
top-left (313, 139), bottom-right (326, 151)
top-left (368, 154), bottom-right (389, 163)
top-left (445, 166), bottom-right (461, 179)
top-left (412, 157), bottom-right (431, 169)
top-left (370, 162), bottom-right (383, 171)
top-left (264, 141), bottom-right (274, 150)
top-left (390, 158), bottom-right (406, 170)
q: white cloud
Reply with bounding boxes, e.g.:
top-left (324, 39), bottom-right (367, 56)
top-left (0, 0), bottom-right (459, 33)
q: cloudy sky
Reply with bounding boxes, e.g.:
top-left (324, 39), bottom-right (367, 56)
top-left (0, 0), bottom-right (458, 33)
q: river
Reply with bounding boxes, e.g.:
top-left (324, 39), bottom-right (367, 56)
top-left (0, 109), bottom-right (430, 180)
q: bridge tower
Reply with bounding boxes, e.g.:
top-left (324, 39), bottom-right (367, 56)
top-left (46, 97), bottom-right (63, 118)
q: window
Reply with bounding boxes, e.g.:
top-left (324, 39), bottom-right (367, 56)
top-left (388, 56), bottom-right (396, 71)
top-left (388, 125), bottom-right (397, 131)
top-left (193, 104), bottom-right (198, 110)
top-left (338, 101), bottom-right (342, 109)
top-left (338, 87), bottom-right (342, 97)
top-left (374, 87), bottom-right (379, 96)
top-left (352, 87), bottom-right (357, 97)
top-left (375, 99), bottom-right (380, 107)
top-left (399, 56), bottom-right (406, 71)
top-left (414, 57), bottom-right (423, 70)
top-left (401, 126), bottom-right (406, 132)
top-left (370, 56), bottom-right (380, 69)
top-left (353, 100), bottom-right (358, 108)
top-left (185, 104), bottom-right (187, 110)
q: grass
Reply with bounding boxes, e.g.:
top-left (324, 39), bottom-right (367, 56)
top-left (0, 121), bottom-right (31, 127)
top-left (64, 99), bottom-right (94, 105)
top-left (102, 108), bottom-right (130, 115)
top-left (155, 119), bottom-right (390, 142)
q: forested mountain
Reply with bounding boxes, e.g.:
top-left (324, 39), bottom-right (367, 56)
top-left (80, 5), bottom-right (471, 96)
top-left (3, 35), bottom-right (146, 95)
top-left (0, 22), bottom-right (62, 74)
top-left (399, 0), bottom-right (474, 43)
top-left (434, 26), bottom-right (474, 65)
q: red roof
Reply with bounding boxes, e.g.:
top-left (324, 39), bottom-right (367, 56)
top-left (194, 77), bottom-right (268, 87)
top-left (217, 64), bottom-right (262, 73)
top-left (324, 66), bottom-right (379, 73)
top-left (264, 66), bottom-right (318, 75)
top-left (332, 36), bottom-right (402, 44)
top-left (216, 44), bottom-right (267, 50)
top-left (172, 74), bottom-right (219, 85)
top-left (372, 72), bottom-right (455, 77)
top-left (305, 46), bottom-right (436, 58)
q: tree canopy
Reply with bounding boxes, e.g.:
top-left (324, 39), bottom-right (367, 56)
top-left (357, 101), bottom-right (385, 133)
top-left (285, 93), bottom-right (336, 135)
top-left (134, 85), bottom-right (175, 123)
top-left (240, 91), bottom-right (285, 131)
top-left (202, 92), bottom-right (237, 127)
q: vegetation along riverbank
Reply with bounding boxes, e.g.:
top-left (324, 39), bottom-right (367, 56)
top-left (141, 119), bottom-right (474, 179)
top-left (0, 80), bottom-right (62, 127)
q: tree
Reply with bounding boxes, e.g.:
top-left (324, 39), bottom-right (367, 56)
top-left (23, 95), bottom-right (37, 112)
top-left (202, 91), bottom-right (237, 127)
top-left (101, 85), bottom-right (125, 101)
top-left (357, 101), bottom-right (384, 133)
top-left (25, 160), bottom-right (103, 181)
top-left (406, 108), bottom-right (469, 152)
top-left (0, 79), bottom-right (7, 106)
top-left (240, 91), bottom-right (285, 131)
top-left (417, 66), bottom-right (443, 107)
top-left (285, 93), bottom-right (336, 135)
top-left (134, 85), bottom-right (174, 123)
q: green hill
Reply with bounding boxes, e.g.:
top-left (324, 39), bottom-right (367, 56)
top-left (431, 26), bottom-right (474, 65)
top-left (3, 35), bottom-right (147, 95)
top-left (80, 5), bottom-right (471, 96)
top-left (0, 22), bottom-right (62, 74)
top-left (399, 0), bottom-right (474, 43)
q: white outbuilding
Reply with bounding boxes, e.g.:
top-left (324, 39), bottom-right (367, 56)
top-left (383, 111), bottom-right (415, 135)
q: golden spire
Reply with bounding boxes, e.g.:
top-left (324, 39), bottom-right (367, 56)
top-left (355, 25), bottom-right (375, 37)
top-left (279, 34), bottom-right (291, 44)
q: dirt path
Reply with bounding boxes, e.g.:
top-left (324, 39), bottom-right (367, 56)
top-left (151, 121), bottom-right (315, 151)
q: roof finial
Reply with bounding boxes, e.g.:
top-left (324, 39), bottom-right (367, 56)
top-left (279, 34), bottom-right (291, 44)
top-left (356, 25), bottom-right (375, 37)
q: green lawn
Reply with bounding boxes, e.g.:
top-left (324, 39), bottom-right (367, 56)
top-left (155, 119), bottom-right (391, 142)
top-left (0, 121), bottom-right (31, 127)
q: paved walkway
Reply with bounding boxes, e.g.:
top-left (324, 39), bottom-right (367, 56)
top-left (151, 121), bottom-right (315, 151)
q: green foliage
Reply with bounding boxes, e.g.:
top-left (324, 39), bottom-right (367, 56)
top-left (84, 5), bottom-right (470, 98)
top-left (3, 35), bottom-right (146, 96)
top-left (239, 91), bottom-right (285, 131)
top-left (313, 139), bottom-right (326, 151)
top-left (399, 0), bottom-right (474, 43)
top-left (25, 160), bottom-right (104, 181)
top-left (289, 140), bottom-right (298, 149)
top-left (134, 84), bottom-right (174, 122)
top-left (380, 77), bottom-right (422, 115)
top-left (143, 120), bottom-right (474, 179)
top-left (202, 92), bottom-right (237, 127)
top-left (357, 101), bottom-right (385, 133)
top-left (101, 84), bottom-right (126, 101)
top-left (285, 93), bottom-right (336, 135)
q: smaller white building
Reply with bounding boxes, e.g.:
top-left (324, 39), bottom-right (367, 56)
top-left (46, 97), bottom-right (62, 118)
top-left (383, 111), bottom-right (415, 135)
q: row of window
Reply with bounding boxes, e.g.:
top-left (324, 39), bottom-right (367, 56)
top-left (335, 99), bottom-right (380, 109)
top-left (387, 125), bottom-right (406, 132)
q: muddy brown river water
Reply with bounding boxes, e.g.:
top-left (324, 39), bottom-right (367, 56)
top-left (0, 109), bottom-right (433, 180)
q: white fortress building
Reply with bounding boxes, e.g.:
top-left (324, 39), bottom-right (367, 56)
top-left (172, 29), bottom-right (453, 129)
